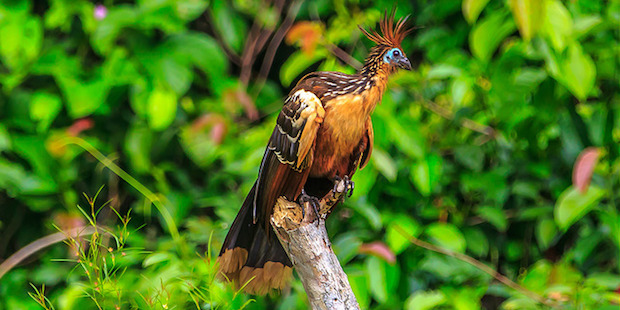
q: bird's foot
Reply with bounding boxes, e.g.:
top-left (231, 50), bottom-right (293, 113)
top-left (299, 189), bottom-right (320, 220)
top-left (333, 175), bottom-right (355, 198)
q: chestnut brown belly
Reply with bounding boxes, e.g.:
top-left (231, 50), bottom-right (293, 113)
top-left (308, 127), bottom-right (362, 178)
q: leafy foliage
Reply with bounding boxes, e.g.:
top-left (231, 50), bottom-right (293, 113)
top-left (0, 0), bottom-right (619, 309)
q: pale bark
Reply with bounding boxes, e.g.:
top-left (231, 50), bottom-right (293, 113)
top-left (270, 180), bottom-right (360, 310)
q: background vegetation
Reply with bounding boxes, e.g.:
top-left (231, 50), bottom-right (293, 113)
top-left (0, 0), bottom-right (619, 309)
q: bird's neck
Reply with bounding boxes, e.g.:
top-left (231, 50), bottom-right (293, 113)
top-left (355, 46), bottom-right (391, 114)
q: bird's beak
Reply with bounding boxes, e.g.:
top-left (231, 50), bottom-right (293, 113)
top-left (397, 57), bottom-right (412, 70)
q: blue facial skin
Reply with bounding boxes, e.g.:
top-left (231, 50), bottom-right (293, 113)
top-left (383, 47), bottom-right (403, 64)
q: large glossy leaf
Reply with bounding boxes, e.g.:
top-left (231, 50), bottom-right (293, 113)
top-left (470, 10), bottom-right (516, 62)
top-left (554, 185), bottom-right (605, 231)
top-left (411, 154), bottom-right (442, 197)
top-left (542, 0), bottom-right (573, 52)
top-left (462, 0), bottom-right (490, 24)
top-left (147, 86), bottom-right (178, 130)
top-left (280, 50), bottom-right (326, 87)
top-left (372, 148), bottom-right (397, 182)
top-left (509, 0), bottom-right (545, 41)
top-left (405, 290), bottom-right (446, 310)
top-left (562, 43), bottom-right (596, 100)
top-left (386, 215), bottom-right (421, 254)
top-left (425, 223), bottom-right (466, 253)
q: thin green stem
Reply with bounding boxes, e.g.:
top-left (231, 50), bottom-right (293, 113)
top-left (59, 136), bottom-right (187, 255)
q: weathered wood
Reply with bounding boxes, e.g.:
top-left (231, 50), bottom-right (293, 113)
top-left (270, 180), bottom-right (360, 310)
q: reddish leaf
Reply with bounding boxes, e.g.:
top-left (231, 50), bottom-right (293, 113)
top-left (572, 147), bottom-right (601, 194)
top-left (359, 241), bottom-right (396, 264)
top-left (67, 118), bottom-right (94, 136)
top-left (190, 114), bottom-right (228, 145)
top-left (286, 21), bottom-right (323, 55)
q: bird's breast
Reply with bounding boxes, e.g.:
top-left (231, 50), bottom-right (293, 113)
top-left (309, 93), bottom-right (376, 177)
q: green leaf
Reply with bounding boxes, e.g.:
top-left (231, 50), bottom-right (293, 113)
top-left (450, 77), bottom-right (475, 107)
top-left (29, 92), bottom-right (61, 132)
top-left (509, 0), bottom-right (545, 41)
top-left (348, 269), bottom-right (370, 309)
top-left (388, 119), bottom-right (425, 160)
top-left (280, 50), bottom-right (325, 87)
top-left (405, 290), bottom-right (446, 310)
top-left (455, 145), bottom-right (484, 172)
top-left (125, 123), bottom-right (153, 173)
top-left (365, 256), bottom-right (387, 303)
top-left (476, 206), bottom-right (508, 232)
top-left (365, 256), bottom-right (399, 304)
top-left (542, 0), bottom-right (573, 52)
top-left (554, 185), bottom-right (605, 231)
top-left (0, 124), bottom-right (11, 152)
top-left (462, 0), bottom-right (490, 24)
top-left (463, 227), bottom-right (489, 257)
top-left (372, 148), bottom-right (397, 182)
top-left (91, 7), bottom-right (137, 55)
top-left (147, 86), bottom-right (178, 130)
top-left (0, 13), bottom-right (43, 70)
top-left (142, 252), bottom-right (172, 267)
top-left (521, 260), bottom-right (552, 293)
top-left (426, 223), bottom-right (466, 253)
top-left (411, 154), bottom-right (442, 196)
top-left (56, 75), bottom-right (109, 118)
top-left (560, 43), bottom-right (596, 101)
top-left (470, 10), bottom-right (516, 62)
top-left (210, 1), bottom-right (246, 53)
top-left (536, 218), bottom-right (557, 250)
top-left (386, 215), bottom-right (421, 254)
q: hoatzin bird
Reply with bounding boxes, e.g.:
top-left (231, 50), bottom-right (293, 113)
top-left (218, 12), bottom-right (412, 294)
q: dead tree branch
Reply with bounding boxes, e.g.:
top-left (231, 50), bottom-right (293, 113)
top-left (270, 180), bottom-right (360, 310)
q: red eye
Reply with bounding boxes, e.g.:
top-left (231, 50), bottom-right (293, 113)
top-left (393, 50), bottom-right (400, 57)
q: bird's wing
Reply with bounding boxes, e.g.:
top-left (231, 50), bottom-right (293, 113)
top-left (254, 89), bottom-right (325, 227)
top-left (358, 116), bottom-right (374, 169)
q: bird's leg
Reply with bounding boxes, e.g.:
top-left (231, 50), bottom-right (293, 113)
top-left (333, 175), bottom-right (355, 198)
top-left (299, 189), bottom-right (320, 221)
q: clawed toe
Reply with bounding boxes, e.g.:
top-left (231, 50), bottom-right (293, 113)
top-left (299, 189), bottom-right (320, 219)
top-left (333, 175), bottom-right (354, 198)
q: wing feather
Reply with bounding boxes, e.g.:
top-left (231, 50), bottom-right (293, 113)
top-left (253, 89), bottom-right (324, 227)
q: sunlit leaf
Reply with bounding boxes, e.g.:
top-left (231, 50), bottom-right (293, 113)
top-left (386, 215), bottom-right (421, 254)
top-left (372, 148), bottom-right (397, 182)
top-left (536, 218), bottom-right (557, 250)
top-left (542, 0), bottom-right (572, 52)
top-left (476, 206), bottom-right (508, 232)
top-left (470, 10), bottom-right (516, 62)
top-left (559, 43), bottom-right (596, 101)
top-left (280, 50), bottom-right (325, 87)
top-left (411, 154), bottom-right (442, 196)
top-left (554, 185), bottom-right (605, 231)
top-left (147, 86), bottom-right (178, 130)
top-left (365, 256), bottom-right (387, 303)
top-left (30, 92), bottom-right (62, 133)
top-left (462, 0), bottom-right (490, 24)
top-left (509, 0), bottom-right (545, 41)
top-left (405, 290), bottom-right (446, 310)
top-left (425, 223), bottom-right (466, 253)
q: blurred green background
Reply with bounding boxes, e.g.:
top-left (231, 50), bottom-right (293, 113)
top-left (0, 0), bottom-right (619, 309)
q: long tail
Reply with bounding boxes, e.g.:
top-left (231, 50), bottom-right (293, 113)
top-left (217, 182), bottom-right (293, 295)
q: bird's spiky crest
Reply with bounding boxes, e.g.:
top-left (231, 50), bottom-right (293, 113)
top-left (359, 10), bottom-right (412, 47)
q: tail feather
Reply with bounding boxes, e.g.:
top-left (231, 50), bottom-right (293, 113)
top-left (217, 183), bottom-right (293, 295)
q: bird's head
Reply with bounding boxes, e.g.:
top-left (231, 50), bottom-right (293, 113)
top-left (359, 11), bottom-right (413, 74)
